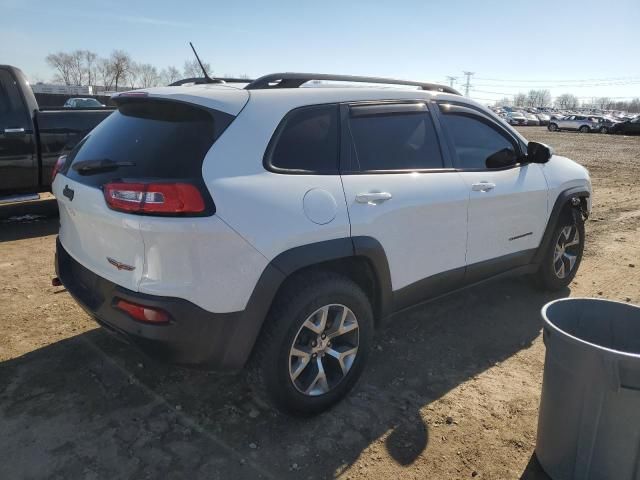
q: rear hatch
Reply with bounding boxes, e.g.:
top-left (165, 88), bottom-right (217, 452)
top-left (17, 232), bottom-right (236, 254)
top-left (53, 89), bottom-right (246, 291)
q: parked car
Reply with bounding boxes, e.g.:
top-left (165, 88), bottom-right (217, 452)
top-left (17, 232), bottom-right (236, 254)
top-left (525, 113), bottom-right (540, 126)
top-left (52, 72), bottom-right (592, 414)
top-left (536, 113), bottom-right (550, 126)
top-left (548, 115), bottom-right (600, 133)
top-left (63, 97), bottom-right (106, 109)
top-left (609, 116), bottom-right (640, 135)
top-left (505, 111), bottom-right (528, 126)
top-left (0, 65), bottom-right (113, 199)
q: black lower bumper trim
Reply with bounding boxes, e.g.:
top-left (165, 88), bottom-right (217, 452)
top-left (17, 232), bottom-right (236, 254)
top-left (55, 238), bottom-right (256, 370)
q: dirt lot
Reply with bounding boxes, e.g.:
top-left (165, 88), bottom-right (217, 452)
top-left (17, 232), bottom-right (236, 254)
top-left (1, 127), bottom-right (639, 479)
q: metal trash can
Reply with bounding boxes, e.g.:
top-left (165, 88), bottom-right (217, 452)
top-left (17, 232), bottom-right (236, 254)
top-left (537, 298), bottom-right (640, 480)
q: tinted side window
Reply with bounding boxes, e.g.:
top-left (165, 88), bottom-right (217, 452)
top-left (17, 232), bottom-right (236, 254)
top-left (347, 106), bottom-right (443, 171)
top-left (267, 104), bottom-right (339, 173)
top-left (440, 114), bottom-right (516, 170)
top-left (0, 70), bottom-right (29, 128)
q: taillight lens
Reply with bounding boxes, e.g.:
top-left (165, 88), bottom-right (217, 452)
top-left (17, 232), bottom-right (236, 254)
top-left (115, 299), bottom-right (170, 324)
top-left (103, 182), bottom-right (205, 215)
top-left (52, 155), bottom-right (67, 182)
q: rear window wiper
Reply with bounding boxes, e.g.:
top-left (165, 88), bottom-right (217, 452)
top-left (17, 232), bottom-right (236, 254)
top-left (72, 159), bottom-right (136, 175)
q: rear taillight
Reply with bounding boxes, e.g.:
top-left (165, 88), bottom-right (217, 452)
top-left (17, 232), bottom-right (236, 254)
top-left (115, 299), bottom-right (170, 324)
top-left (103, 182), bottom-right (205, 215)
top-left (52, 155), bottom-right (67, 182)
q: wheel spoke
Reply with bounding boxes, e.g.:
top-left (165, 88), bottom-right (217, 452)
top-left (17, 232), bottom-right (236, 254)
top-left (290, 345), bottom-right (312, 381)
top-left (565, 229), bottom-right (580, 248)
top-left (327, 307), bottom-right (358, 339)
top-left (303, 306), bottom-right (329, 334)
top-left (326, 346), bottom-right (358, 375)
top-left (563, 252), bottom-right (577, 272)
top-left (305, 358), bottom-right (329, 395)
top-left (555, 259), bottom-right (566, 278)
top-left (554, 245), bottom-right (564, 262)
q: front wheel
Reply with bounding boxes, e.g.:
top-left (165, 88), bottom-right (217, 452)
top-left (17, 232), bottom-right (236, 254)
top-left (249, 272), bottom-right (374, 415)
top-left (599, 126), bottom-right (609, 134)
top-left (533, 211), bottom-right (585, 291)
top-left (579, 125), bottom-right (590, 133)
top-left (548, 123), bottom-right (558, 132)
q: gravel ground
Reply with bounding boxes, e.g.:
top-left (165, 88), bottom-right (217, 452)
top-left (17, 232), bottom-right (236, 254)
top-left (1, 127), bottom-right (638, 479)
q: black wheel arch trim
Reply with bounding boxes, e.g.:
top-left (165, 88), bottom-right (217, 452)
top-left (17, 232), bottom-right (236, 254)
top-left (532, 186), bottom-right (590, 265)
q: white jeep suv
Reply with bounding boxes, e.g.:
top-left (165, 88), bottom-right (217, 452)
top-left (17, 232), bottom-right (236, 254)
top-left (52, 73), bottom-right (591, 414)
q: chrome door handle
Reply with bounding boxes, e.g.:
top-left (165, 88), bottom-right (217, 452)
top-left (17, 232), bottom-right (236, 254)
top-left (471, 182), bottom-right (496, 192)
top-left (355, 192), bottom-right (393, 205)
top-left (3, 127), bottom-right (25, 135)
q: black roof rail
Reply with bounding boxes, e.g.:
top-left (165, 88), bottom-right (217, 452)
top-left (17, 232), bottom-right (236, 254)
top-left (244, 72), bottom-right (461, 95)
top-left (169, 77), bottom-right (255, 87)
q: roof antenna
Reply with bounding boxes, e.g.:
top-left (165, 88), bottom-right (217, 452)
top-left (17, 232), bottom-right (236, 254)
top-left (189, 42), bottom-right (222, 84)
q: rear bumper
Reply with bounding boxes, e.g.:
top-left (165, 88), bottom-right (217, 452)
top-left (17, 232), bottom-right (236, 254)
top-left (55, 238), bottom-right (258, 370)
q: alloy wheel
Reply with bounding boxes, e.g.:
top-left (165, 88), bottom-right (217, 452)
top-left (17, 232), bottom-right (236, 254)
top-left (289, 304), bottom-right (359, 396)
top-left (553, 225), bottom-right (581, 279)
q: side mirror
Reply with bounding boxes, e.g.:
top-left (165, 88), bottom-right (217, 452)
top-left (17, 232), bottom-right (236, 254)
top-left (486, 148), bottom-right (518, 169)
top-left (527, 141), bottom-right (553, 164)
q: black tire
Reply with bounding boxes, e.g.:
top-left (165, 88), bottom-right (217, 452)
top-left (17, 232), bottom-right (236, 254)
top-left (548, 123), bottom-right (558, 132)
top-left (579, 125), bottom-right (590, 133)
top-left (248, 271), bottom-right (374, 415)
top-left (599, 126), bottom-right (609, 134)
top-left (533, 209), bottom-right (585, 291)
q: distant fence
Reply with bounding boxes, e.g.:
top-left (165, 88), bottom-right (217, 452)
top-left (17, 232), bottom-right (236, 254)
top-left (34, 93), bottom-right (116, 108)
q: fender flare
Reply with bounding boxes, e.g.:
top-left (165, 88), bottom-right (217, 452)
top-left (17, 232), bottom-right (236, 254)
top-left (228, 236), bottom-right (393, 368)
top-left (532, 186), bottom-right (590, 265)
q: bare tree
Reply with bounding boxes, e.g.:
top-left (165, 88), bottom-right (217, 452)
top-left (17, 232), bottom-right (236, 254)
top-left (97, 58), bottom-right (115, 90)
top-left (83, 50), bottom-right (98, 87)
top-left (184, 58), bottom-right (211, 78)
top-left (46, 52), bottom-right (74, 85)
top-left (526, 89), bottom-right (552, 108)
top-left (137, 64), bottom-right (160, 88)
top-left (555, 94), bottom-right (580, 109)
top-left (514, 93), bottom-right (527, 107)
top-left (108, 50), bottom-right (133, 91)
top-left (160, 66), bottom-right (181, 85)
top-left (595, 97), bottom-right (613, 110)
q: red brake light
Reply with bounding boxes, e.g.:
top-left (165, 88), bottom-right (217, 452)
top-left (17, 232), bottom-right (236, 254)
top-left (115, 299), bottom-right (170, 324)
top-left (103, 182), bottom-right (205, 215)
top-left (52, 155), bottom-right (67, 182)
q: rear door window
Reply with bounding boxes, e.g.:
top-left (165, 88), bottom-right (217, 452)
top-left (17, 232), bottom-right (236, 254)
top-left (346, 103), bottom-right (443, 171)
top-left (265, 104), bottom-right (339, 173)
top-left (63, 99), bottom-right (233, 187)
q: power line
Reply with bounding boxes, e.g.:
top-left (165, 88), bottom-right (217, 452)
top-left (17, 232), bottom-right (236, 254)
top-left (462, 71), bottom-right (474, 97)
top-left (475, 76), bottom-right (640, 83)
top-left (445, 76), bottom-right (457, 88)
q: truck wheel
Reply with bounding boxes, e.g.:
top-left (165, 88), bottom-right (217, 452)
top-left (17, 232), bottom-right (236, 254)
top-left (249, 272), bottom-right (374, 415)
top-left (533, 210), bottom-right (585, 291)
top-left (548, 123), bottom-right (558, 132)
top-left (579, 125), bottom-right (590, 133)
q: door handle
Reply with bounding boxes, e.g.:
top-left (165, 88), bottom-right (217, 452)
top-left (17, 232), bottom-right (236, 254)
top-left (471, 182), bottom-right (496, 192)
top-left (355, 192), bottom-right (393, 205)
top-left (3, 127), bottom-right (26, 135)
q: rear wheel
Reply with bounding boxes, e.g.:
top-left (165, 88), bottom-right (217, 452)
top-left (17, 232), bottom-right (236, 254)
top-left (534, 210), bottom-right (585, 291)
top-left (548, 123), bottom-right (558, 132)
top-left (599, 126), bottom-right (609, 134)
top-left (579, 125), bottom-right (590, 133)
top-left (249, 272), bottom-right (374, 415)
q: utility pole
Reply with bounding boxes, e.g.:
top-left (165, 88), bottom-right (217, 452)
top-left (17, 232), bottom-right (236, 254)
top-left (462, 71), bottom-right (474, 96)
top-left (446, 76), bottom-right (457, 88)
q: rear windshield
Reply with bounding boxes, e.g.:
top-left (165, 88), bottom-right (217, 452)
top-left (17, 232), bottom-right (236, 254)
top-left (62, 99), bottom-right (233, 187)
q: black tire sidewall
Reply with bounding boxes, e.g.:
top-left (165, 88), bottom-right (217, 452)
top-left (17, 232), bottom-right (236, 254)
top-left (262, 275), bottom-right (373, 415)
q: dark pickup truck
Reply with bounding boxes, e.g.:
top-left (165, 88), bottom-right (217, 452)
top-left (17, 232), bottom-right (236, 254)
top-left (0, 65), bottom-right (113, 198)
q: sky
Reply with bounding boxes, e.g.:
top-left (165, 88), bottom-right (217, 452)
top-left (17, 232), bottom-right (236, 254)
top-left (1, 0), bottom-right (639, 104)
